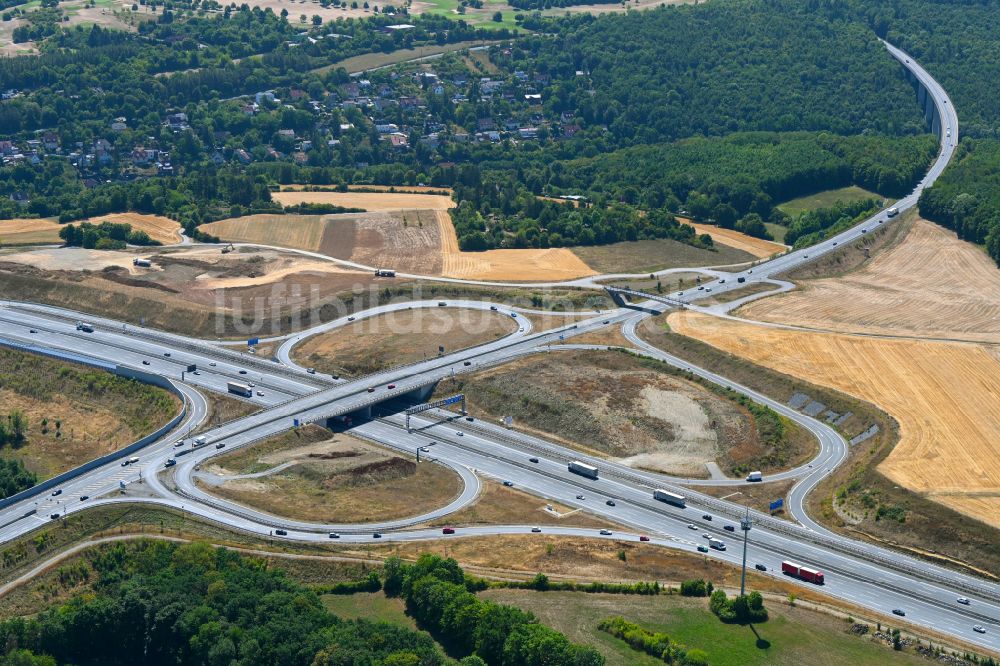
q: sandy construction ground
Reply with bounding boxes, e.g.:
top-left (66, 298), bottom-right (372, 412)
top-left (741, 219), bottom-right (1000, 343)
top-left (685, 220), bottom-right (787, 259)
top-left (669, 310), bottom-right (1000, 526)
top-left (0, 218), bottom-right (62, 245)
top-left (271, 191), bottom-right (456, 211)
top-left (84, 213), bottom-right (184, 245)
top-left (0, 247), bottom-right (139, 272)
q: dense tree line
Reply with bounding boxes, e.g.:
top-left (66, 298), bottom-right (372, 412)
top-left (0, 541), bottom-right (453, 665)
top-left (58, 222), bottom-right (159, 250)
top-left (497, 0), bottom-right (927, 148)
top-left (0, 458), bottom-right (35, 500)
top-left (507, 0), bottom-right (616, 9)
top-left (919, 139), bottom-right (1000, 264)
top-left (384, 553), bottom-right (605, 665)
top-left (784, 198), bottom-right (881, 248)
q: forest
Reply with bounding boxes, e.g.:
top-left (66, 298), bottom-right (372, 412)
top-left (919, 139), bottom-right (1000, 264)
top-left (0, 541), bottom-right (603, 666)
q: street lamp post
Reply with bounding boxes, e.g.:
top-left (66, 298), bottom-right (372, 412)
top-left (739, 507), bottom-right (753, 597)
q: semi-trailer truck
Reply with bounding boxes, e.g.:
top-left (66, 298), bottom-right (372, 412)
top-left (375, 268), bottom-right (396, 277)
top-left (568, 460), bottom-right (599, 479)
top-left (781, 561), bottom-right (825, 584)
top-left (653, 489), bottom-right (686, 508)
top-left (227, 381), bottom-right (252, 397)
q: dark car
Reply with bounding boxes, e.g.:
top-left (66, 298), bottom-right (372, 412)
top-left (724, 524), bottom-right (735, 532)
top-left (29, 329), bottom-right (37, 333)
top-left (606, 500), bottom-right (616, 507)
top-left (367, 387), bottom-right (375, 393)
top-left (503, 480), bottom-right (514, 487)
top-left (639, 535), bottom-right (650, 542)
top-left (892, 609), bottom-right (906, 617)
top-left (51, 489), bottom-right (62, 497)
top-left (274, 529), bottom-right (287, 536)
top-left (239, 369), bottom-right (248, 374)
top-left (387, 384), bottom-right (396, 389)
top-left (373, 532), bottom-right (382, 539)
top-left (529, 457), bottom-right (539, 463)
top-left (755, 564), bottom-right (767, 572)
top-left (163, 352), bottom-right (171, 357)
top-left (80, 495), bottom-right (89, 501)
top-left (490, 306), bottom-right (498, 311)
top-left (702, 514), bottom-right (712, 521)
top-left (329, 532), bottom-right (340, 539)
top-left (463, 361), bottom-right (472, 366)
top-left (50, 513), bottom-right (60, 520)
top-left (442, 527), bottom-right (455, 535)
top-left (142, 360), bottom-right (150, 365)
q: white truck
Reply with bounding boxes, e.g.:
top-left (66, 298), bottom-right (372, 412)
top-left (193, 435), bottom-right (208, 447)
top-left (886, 207), bottom-right (899, 218)
top-left (568, 460), bottom-right (599, 479)
top-left (709, 538), bottom-right (727, 551)
top-left (653, 489), bottom-right (686, 508)
top-left (745, 471), bottom-right (763, 482)
top-left (227, 381), bottom-right (252, 397)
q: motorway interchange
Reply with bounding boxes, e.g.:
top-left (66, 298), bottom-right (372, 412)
top-left (0, 43), bottom-right (997, 654)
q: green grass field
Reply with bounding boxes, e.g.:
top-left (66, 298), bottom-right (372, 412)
top-left (777, 185), bottom-right (883, 218)
top-left (480, 590), bottom-right (931, 666)
top-left (764, 222), bottom-right (787, 244)
top-left (318, 589), bottom-right (932, 666)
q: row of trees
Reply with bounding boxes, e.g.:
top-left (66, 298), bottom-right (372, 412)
top-left (597, 617), bottom-right (707, 665)
top-left (784, 198), bottom-right (882, 248)
top-left (709, 589), bottom-right (768, 624)
top-left (384, 553), bottom-right (605, 665)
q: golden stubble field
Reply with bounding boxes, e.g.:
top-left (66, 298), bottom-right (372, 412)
top-left (203, 192), bottom-right (597, 281)
top-left (741, 218), bottom-right (1000, 343)
top-left (668, 311), bottom-right (1000, 527)
top-left (0, 213), bottom-right (182, 246)
top-left (685, 220), bottom-right (787, 259)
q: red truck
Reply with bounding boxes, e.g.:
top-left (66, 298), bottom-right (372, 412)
top-left (782, 561), bottom-right (825, 585)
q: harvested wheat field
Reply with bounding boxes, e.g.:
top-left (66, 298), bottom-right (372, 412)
top-left (85, 213), bottom-right (184, 244)
top-left (435, 211), bottom-right (596, 281)
top-left (685, 220), bottom-right (787, 259)
top-left (271, 190), bottom-right (456, 211)
top-left (0, 218), bottom-right (62, 245)
top-left (201, 214), bottom-right (328, 252)
top-left (669, 310), bottom-right (1000, 526)
top-left (204, 209), bottom-right (598, 281)
top-left (741, 218), bottom-right (1000, 343)
top-left (280, 184), bottom-right (454, 194)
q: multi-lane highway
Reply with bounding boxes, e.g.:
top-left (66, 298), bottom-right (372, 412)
top-left (0, 41), bottom-right (996, 655)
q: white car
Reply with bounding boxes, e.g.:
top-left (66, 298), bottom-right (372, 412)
top-left (456, 431), bottom-right (464, 437)
top-left (957, 597), bottom-right (970, 605)
top-left (531, 526), bottom-right (542, 533)
top-left (687, 523), bottom-right (697, 530)
top-left (209, 362), bottom-right (217, 367)
top-left (599, 529), bottom-right (612, 536)
top-left (973, 625), bottom-right (986, 634)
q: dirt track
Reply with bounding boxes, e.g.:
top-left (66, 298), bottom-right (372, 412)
top-left (669, 310), bottom-right (1000, 526)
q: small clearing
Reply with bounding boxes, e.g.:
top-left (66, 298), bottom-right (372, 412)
top-left (294, 307), bottom-right (517, 376)
top-left (777, 185), bottom-right (883, 218)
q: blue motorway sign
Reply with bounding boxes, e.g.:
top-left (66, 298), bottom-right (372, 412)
top-left (439, 394), bottom-right (464, 407)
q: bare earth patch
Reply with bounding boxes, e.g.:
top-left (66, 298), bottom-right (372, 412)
top-left (442, 350), bottom-right (767, 478)
top-left (201, 429), bottom-right (463, 523)
top-left (668, 310), bottom-right (1000, 527)
top-left (271, 190), bottom-right (455, 211)
top-left (294, 307), bottom-right (517, 376)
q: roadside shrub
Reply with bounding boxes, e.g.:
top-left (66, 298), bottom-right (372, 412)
top-left (680, 579), bottom-right (712, 597)
top-left (709, 589), bottom-right (768, 624)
